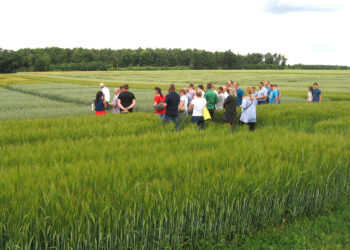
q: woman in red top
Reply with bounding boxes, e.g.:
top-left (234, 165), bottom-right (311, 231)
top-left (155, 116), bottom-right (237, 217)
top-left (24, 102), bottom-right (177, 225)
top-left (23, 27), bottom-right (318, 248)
top-left (153, 87), bottom-right (166, 120)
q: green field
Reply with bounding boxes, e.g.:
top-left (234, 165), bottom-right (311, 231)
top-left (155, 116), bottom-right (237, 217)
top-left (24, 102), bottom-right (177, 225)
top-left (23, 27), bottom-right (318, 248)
top-left (1, 70), bottom-right (350, 249)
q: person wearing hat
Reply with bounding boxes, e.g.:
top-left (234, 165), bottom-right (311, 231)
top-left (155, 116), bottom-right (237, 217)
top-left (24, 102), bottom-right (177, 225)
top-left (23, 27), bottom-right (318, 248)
top-left (100, 83), bottom-right (110, 104)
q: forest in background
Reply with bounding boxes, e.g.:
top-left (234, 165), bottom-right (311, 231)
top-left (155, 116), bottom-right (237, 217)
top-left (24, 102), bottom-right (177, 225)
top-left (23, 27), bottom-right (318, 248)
top-left (0, 47), bottom-right (349, 73)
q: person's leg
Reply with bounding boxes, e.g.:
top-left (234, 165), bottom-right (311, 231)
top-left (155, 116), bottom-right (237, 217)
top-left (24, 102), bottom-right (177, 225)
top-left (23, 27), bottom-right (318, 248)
top-left (164, 115), bottom-right (172, 123)
top-left (209, 109), bottom-right (215, 119)
top-left (249, 122), bottom-right (256, 131)
top-left (230, 120), bottom-right (235, 132)
top-left (198, 117), bottom-right (205, 130)
top-left (174, 116), bottom-right (179, 129)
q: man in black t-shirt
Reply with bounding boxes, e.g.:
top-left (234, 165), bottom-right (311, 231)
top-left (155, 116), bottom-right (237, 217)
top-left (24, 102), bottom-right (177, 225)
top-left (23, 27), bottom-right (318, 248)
top-left (164, 84), bottom-right (180, 128)
top-left (117, 84), bottom-right (136, 112)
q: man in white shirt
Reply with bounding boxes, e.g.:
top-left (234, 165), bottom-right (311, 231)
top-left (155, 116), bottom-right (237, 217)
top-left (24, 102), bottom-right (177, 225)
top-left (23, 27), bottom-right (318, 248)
top-left (256, 82), bottom-right (268, 105)
top-left (100, 83), bottom-right (110, 103)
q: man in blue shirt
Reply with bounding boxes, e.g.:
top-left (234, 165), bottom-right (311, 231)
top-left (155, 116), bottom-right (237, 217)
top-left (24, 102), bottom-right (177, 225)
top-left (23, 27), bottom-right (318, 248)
top-left (235, 83), bottom-right (245, 106)
top-left (164, 84), bottom-right (180, 129)
top-left (269, 85), bottom-right (279, 104)
top-left (312, 83), bottom-right (322, 103)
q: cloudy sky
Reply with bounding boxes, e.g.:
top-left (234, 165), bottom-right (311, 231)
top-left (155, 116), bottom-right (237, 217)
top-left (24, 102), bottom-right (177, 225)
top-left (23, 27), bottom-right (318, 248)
top-left (1, 0), bottom-right (349, 65)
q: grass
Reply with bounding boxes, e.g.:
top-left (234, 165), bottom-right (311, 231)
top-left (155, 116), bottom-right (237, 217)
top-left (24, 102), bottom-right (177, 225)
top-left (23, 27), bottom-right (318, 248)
top-left (1, 102), bottom-right (350, 248)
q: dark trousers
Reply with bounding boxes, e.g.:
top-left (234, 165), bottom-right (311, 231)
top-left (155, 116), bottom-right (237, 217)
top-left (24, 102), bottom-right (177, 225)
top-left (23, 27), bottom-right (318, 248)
top-left (208, 109), bottom-right (215, 119)
top-left (240, 121), bottom-right (256, 131)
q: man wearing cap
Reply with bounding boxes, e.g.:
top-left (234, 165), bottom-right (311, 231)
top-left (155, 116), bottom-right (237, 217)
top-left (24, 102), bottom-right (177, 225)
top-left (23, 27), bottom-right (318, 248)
top-left (100, 83), bottom-right (110, 103)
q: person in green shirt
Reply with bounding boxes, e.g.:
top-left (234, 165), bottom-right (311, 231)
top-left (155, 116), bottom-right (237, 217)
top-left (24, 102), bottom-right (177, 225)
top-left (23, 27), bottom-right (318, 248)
top-left (204, 83), bottom-right (219, 118)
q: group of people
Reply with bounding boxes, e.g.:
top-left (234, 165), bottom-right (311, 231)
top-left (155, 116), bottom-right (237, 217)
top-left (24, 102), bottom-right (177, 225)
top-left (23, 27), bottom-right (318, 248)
top-left (93, 83), bottom-right (136, 115)
top-left (93, 80), bottom-right (322, 132)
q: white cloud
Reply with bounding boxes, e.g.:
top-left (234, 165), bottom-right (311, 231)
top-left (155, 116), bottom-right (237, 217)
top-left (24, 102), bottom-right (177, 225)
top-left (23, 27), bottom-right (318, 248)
top-left (265, 0), bottom-right (342, 14)
top-left (0, 0), bottom-right (349, 65)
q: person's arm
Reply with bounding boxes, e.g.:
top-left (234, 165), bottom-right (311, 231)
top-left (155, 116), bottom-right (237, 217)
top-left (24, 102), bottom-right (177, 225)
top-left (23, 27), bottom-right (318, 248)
top-left (319, 95), bottom-right (322, 103)
top-left (103, 100), bottom-right (107, 109)
top-left (178, 100), bottom-right (184, 110)
top-left (188, 103), bottom-right (194, 111)
top-left (215, 93), bottom-right (219, 104)
top-left (118, 99), bottom-right (126, 111)
top-left (126, 99), bottom-right (136, 110)
top-left (273, 92), bottom-right (278, 104)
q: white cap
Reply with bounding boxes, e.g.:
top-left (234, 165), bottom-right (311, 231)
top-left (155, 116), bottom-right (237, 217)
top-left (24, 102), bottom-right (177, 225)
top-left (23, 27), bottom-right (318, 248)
top-left (99, 83), bottom-right (104, 87)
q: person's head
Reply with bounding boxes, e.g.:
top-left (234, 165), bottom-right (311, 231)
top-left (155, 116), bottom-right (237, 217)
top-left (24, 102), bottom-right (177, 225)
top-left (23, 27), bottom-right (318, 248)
top-left (313, 82), bottom-right (319, 89)
top-left (227, 80), bottom-right (233, 88)
top-left (169, 84), bottom-right (176, 92)
top-left (275, 84), bottom-right (278, 89)
top-left (252, 86), bottom-right (256, 92)
top-left (265, 81), bottom-right (270, 87)
top-left (246, 87), bottom-right (254, 100)
top-left (271, 84), bottom-right (276, 90)
top-left (234, 83), bottom-right (239, 90)
top-left (189, 83), bottom-right (194, 89)
top-left (258, 82), bottom-right (264, 89)
top-left (185, 88), bottom-right (190, 94)
top-left (179, 88), bottom-right (186, 96)
top-left (114, 88), bottom-right (120, 95)
top-left (218, 87), bottom-right (224, 94)
top-left (196, 90), bottom-right (203, 98)
top-left (198, 84), bottom-right (204, 91)
top-left (119, 86), bottom-right (125, 92)
top-left (309, 86), bottom-right (313, 92)
top-left (123, 84), bottom-right (129, 91)
top-left (96, 91), bottom-right (104, 101)
top-left (154, 87), bottom-right (163, 96)
top-left (228, 87), bottom-right (237, 97)
top-left (207, 83), bottom-right (213, 90)
top-left (99, 83), bottom-right (104, 89)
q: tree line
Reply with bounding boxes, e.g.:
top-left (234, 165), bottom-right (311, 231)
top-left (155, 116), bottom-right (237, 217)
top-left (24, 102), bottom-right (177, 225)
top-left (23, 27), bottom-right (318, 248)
top-left (0, 47), bottom-right (348, 73)
top-left (0, 47), bottom-right (288, 73)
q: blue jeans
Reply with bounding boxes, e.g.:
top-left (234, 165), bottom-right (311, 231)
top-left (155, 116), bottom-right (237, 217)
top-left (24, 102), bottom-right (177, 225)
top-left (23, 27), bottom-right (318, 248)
top-left (165, 115), bottom-right (178, 128)
top-left (157, 114), bottom-right (165, 121)
top-left (191, 116), bottom-right (205, 130)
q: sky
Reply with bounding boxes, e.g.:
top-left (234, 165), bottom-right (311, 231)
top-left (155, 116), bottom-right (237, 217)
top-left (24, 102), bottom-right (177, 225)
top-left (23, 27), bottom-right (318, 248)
top-left (1, 0), bottom-right (349, 65)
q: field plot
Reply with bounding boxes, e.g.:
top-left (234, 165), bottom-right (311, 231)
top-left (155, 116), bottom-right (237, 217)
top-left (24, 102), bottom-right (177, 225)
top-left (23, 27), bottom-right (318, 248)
top-left (18, 70), bottom-right (350, 92)
top-left (0, 87), bottom-right (91, 120)
top-left (9, 83), bottom-right (155, 113)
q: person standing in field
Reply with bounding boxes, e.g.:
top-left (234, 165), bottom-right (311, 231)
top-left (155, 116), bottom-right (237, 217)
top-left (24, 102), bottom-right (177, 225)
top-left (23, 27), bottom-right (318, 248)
top-left (178, 89), bottom-right (188, 115)
top-left (110, 88), bottom-right (121, 114)
top-left (234, 83), bottom-right (245, 106)
top-left (269, 85), bottom-right (279, 104)
top-left (240, 87), bottom-right (257, 131)
top-left (265, 81), bottom-right (271, 103)
top-left (153, 87), bottom-right (166, 120)
top-left (307, 86), bottom-right (313, 103)
top-left (117, 84), bottom-right (136, 113)
top-left (93, 91), bottom-right (107, 116)
top-left (185, 88), bottom-right (192, 111)
top-left (197, 85), bottom-right (205, 97)
top-left (204, 83), bottom-right (219, 118)
top-left (100, 83), bottom-right (110, 104)
top-left (189, 84), bottom-right (196, 99)
top-left (216, 87), bottom-right (226, 109)
top-left (275, 84), bottom-right (281, 104)
top-left (189, 90), bottom-right (207, 130)
top-left (312, 83), bottom-right (322, 103)
top-left (256, 82), bottom-right (268, 105)
top-left (222, 87), bottom-right (237, 132)
top-left (164, 84), bottom-right (180, 129)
